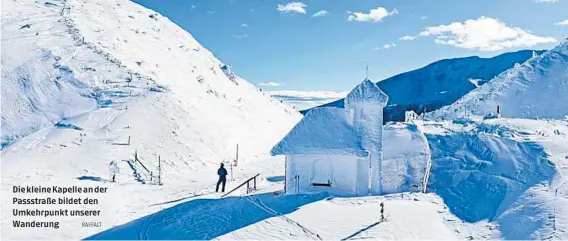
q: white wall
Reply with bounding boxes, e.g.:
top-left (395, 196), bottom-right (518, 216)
top-left (381, 156), bottom-right (428, 194)
top-left (285, 154), bottom-right (369, 196)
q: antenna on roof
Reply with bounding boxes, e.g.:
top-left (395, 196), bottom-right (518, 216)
top-left (365, 64), bottom-right (369, 79)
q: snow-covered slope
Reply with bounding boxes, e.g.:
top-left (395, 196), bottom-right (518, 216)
top-left (302, 50), bottom-right (543, 121)
top-left (1, 0), bottom-right (299, 160)
top-left (429, 40), bottom-right (568, 120)
top-left (421, 118), bottom-right (568, 239)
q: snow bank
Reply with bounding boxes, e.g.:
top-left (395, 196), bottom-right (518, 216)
top-left (422, 119), bottom-right (568, 239)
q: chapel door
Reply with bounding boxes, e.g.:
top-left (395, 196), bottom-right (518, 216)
top-left (312, 159), bottom-right (332, 186)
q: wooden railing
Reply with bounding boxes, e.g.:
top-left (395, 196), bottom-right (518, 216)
top-left (134, 150), bottom-right (153, 181)
top-left (221, 174), bottom-right (260, 198)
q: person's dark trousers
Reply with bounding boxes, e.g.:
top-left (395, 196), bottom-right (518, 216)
top-left (216, 178), bottom-right (226, 192)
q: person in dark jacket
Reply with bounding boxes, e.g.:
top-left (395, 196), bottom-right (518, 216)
top-left (216, 163), bottom-right (228, 192)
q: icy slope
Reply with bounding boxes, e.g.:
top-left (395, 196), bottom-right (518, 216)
top-left (429, 40), bottom-right (568, 120)
top-left (302, 50), bottom-right (542, 121)
top-left (421, 118), bottom-right (568, 239)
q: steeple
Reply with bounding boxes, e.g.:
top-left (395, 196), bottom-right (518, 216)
top-left (344, 79), bottom-right (389, 109)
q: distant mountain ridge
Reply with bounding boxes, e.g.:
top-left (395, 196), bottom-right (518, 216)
top-left (301, 50), bottom-right (545, 122)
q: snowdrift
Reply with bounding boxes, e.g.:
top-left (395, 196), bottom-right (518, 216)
top-left (422, 119), bottom-right (568, 239)
top-left (429, 40), bottom-right (568, 120)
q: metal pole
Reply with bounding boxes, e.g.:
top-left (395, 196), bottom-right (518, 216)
top-left (230, 162), bottom-right (234, 181)
top-left (380, 202), bottom-right (385, 222)
top-left (158, 156), bottom-right (162, 185)
top-left (235, 144), bottom-right (239, 166)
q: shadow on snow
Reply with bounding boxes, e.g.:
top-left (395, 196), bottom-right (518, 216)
top-left (148, 192), bottom-right (215, 207)
top-left (266, 175), bottom-right (285, 182)
top-left (425, 131), bottom-right (557, 239)
top-left (76, 176), bottom-right (104, 182)
top-left (85, 192), bottom-right (328, 240)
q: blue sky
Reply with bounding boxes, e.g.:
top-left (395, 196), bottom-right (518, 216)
top-left (132, 0), bottom-right (567, 92)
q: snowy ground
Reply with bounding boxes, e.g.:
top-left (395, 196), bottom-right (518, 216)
top-left (84, 175), bottom-right (497, 240)
top-left (218, 192), bottom-right (498, 240)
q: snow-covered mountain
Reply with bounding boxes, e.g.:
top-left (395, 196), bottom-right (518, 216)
top-left (429, 39), bottom-right (568, 120)
top-left (1, 0), bottom-right (299, 160)
top-left (302, 50), bottom-right (544, 121)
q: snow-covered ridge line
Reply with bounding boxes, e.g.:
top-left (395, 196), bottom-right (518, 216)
top-left (428, 39), bottom-right (568, 120)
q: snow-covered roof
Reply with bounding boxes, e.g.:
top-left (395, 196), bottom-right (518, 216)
top-left (271, 107), bottom-right (368, 157)
top-left (344, 79), bottom-right (389, 108)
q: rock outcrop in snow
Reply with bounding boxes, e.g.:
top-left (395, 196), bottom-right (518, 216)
top-left (429, 40), bottom-right (568, 120)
